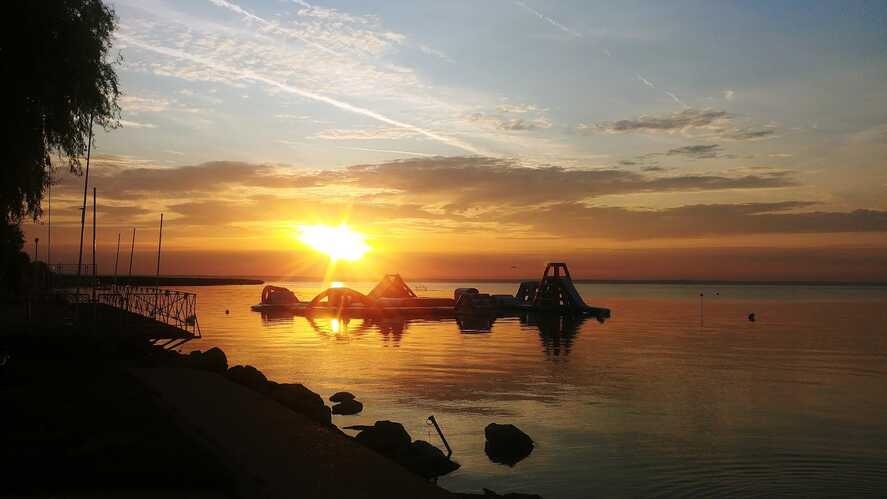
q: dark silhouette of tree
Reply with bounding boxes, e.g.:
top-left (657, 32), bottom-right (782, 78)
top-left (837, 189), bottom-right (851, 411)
top-left (1, 0), bottom-right (120, 292)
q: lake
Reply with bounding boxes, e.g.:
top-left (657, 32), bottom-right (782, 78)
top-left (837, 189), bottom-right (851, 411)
top-left (176, 281), bottom-right (887, 497)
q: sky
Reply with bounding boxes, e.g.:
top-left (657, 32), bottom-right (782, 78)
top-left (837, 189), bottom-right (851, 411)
top-left (24, 0), bottom-right (887, 280)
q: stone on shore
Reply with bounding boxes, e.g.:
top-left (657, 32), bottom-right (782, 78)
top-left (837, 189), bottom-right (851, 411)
top-left (330, 391), bottom-right (355, 402)
top-left (484, 423), bottom-right (534, 466)
top-left (270, 383), bottom-right (332, 425)
top-left (201, 347), bottom-right (228, 372)
top-left (226, 365), bottom-right (269, 394)
top-left (399, 440), bottom-right (460, 479)
top-left (332, 398), bottom-right (363, 415)
top-left (457, 488), bottom-right (544, 499)
top-left (355, 420), bottom-right (412, 458)
top-left (182, 347), bottom-right (227, 373)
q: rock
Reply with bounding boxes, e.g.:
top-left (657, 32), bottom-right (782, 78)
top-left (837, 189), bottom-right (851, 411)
top-left (201, 347), bottom-right (228, 372)
top-left (457, 489), bottom-right (543, 499)
top-left (329, 391), bottom-right (355, 403)
top-left (182, 348), bottom-right (227, 372)
top-left (398, 440), bottom-right (460, 479)
top-left (484, 423), bottom-right (534, 466)
top-left (271, 383), bottom-right (332, 425)
top-left (226, 365), bottom-right (269, 394)
top-left (354, 420), bottom-right (412, 458)
top-left (332, 398), bottom-right (363, 415)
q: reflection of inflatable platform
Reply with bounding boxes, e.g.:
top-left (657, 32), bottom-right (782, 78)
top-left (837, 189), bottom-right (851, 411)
top-left (250, 263), bottom-right (610, 320)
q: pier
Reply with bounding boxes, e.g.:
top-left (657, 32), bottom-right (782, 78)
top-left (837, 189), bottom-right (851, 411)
top-left (8, 266), bottom-right (201, 349)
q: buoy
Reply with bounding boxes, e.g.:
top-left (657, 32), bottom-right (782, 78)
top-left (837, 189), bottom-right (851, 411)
top-left (225, 309), bottom-right (230, 315)
top-left (748, 313), bottom-right (756, 322)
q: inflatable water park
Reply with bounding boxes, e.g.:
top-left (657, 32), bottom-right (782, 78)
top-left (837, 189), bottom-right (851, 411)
top-left (251, 262), bottom-right (611, 321)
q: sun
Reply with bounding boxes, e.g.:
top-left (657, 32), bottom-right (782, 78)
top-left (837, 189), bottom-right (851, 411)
top-left (297, 224), bottom-right (370, 261)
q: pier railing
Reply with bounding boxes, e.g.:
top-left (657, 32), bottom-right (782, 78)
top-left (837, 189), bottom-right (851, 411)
top-left (96, 285), bottom-right (201, 337)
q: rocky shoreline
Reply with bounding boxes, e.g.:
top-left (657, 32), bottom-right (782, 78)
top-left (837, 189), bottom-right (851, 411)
top-left (1, 332), bottom-right (542, 498)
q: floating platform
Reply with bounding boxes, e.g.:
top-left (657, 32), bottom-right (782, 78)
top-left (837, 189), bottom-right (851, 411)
top-left (250, 264), bottom-right (611, 320)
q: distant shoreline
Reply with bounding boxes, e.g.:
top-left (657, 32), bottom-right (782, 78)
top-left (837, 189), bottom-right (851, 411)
top-left (96, 276), bottom-right (264, 286)
top-left (192, 276), bottom-right (887, 287)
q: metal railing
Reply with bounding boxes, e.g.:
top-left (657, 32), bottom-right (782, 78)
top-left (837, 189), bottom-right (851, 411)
top-left (96, 285), bottom-right (201, 337)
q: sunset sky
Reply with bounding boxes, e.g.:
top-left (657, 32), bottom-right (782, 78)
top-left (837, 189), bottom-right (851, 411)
top-left (24, 0), bottom-right (887, 280)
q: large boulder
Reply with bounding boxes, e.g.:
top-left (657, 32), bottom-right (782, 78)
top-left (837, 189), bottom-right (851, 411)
top-left (271, 383), bottom-right (332, 425)
top-left (458, 489), bottom-right (543, 499)
top-left (332, 398), bottom-right (363, 415)
top-left (201, 347), bottom-right (228, 372)
top-left (354, 420), bottom-right (412, 458)
top-left (484, 423), bottom-right (534, 466)
top-left (329, 391), bottom-right (355, 403)
top-left (398, 440), bottom-right (460, 479)
top-left (226, 365), bottom-right (269, 394)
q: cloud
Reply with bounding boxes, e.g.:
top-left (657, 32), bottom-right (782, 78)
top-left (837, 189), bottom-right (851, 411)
top-left (119, 95), bottom-right (170, 113)
top-left (337, 156), bottom-right (796, 206)
top-left (309, 128), bottom-right (425, 140)
top-left (584, 109), bottom-right (729, 133)
top-left (665, 144), bottom-right (723, 159)
top-left (116, 33), bottom-right (484, 155)
top-left (467, 112), bottom-right (552, 131)
top-left (40, 155), bottom-right (886, 246)
top-left (496, 103), bottom-right (539, 114)
top-left (119, 119), bottom-right (158, 129)
top-left (505, 202), bottom-right (887, 240)
top-left (580, 108), bottom-right (775, 141)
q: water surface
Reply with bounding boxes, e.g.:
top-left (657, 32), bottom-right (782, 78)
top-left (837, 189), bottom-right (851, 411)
top-left (177, 282), bottom-right (887, 497)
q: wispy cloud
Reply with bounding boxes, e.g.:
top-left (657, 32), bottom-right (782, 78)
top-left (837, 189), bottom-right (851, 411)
top-left (116, 33), bottom-right (484, 155)
top-left (580, 108), bottom-right (775, 141)
top-left (310, 127), bottom-right (425, 140)
top-left (119, 119), bottom-right (158, 129)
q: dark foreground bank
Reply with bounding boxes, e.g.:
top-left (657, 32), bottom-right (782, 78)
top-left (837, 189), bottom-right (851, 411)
top-left (0, 332), bottom-right (541, 498)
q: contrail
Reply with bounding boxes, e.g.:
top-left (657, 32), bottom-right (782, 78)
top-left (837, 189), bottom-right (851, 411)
top-left (664, 91), bottom-right (689, 108)
top-left (116, 33), bottom-right (484, 155)
top-left (514, 1), bottom-right (582, 38)
top-left (637, 74), bottom-right (656, 89)
top-left (638, 74), bottom-right (689, 109)
top-left (514, 2), bottom-right (691, 109)
top-left (208, 0), bottom-right (341, 56)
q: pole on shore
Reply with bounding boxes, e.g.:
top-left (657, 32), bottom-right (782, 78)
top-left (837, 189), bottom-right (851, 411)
top-left (154, 213), bottom-right (163, 318)
top-left (92, 187), bottom-right (97, 302)
top-left (47, 180), bottom-right (51, 267)
top-left (75, 115), bottom-right (94, 298)
top-left (128, 227), bottom-right (136, 278)
top-left (113, 232), bottom-right (121, 285)
top-left (156, 213), bottom-right (163, 286)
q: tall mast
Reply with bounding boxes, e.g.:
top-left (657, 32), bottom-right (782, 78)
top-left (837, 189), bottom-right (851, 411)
top-left (128, 227), bottom-right (136, 277)
top-left (76, 115), bottom-right (93, 294)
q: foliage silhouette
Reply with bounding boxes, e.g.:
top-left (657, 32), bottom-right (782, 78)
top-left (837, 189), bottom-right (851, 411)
top-left (1, 0), bottom-right (119, 291)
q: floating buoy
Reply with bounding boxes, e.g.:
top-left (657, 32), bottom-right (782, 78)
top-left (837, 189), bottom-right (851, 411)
top-left (748, 313), bottom-right (756, 322)
top-left (225, 309), bottom-right (230, 315)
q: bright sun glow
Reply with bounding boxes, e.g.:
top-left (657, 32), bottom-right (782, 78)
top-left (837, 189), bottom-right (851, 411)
top-left (297, 224), bottom-right (370, 261)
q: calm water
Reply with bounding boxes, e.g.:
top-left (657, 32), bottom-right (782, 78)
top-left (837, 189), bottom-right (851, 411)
top-left (175, 282), bottom-right (887, 497)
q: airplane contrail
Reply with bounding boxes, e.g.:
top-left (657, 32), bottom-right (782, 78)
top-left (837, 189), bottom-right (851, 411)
top-left (514, 1), bottom-right (582, 38)
top-left (116, 33), bottom-right (484, 155)
top-left (514, 2), bottom-right (691, 109)
top-left (207, 0), bottom-right (341, 56)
